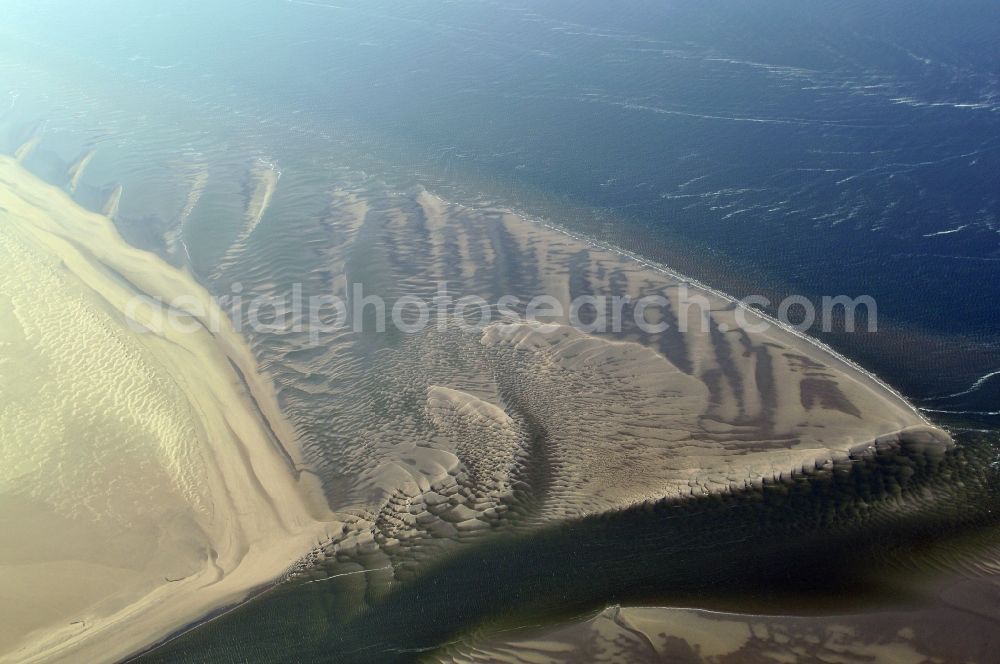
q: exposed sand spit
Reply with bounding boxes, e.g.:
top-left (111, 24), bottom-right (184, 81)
top-left (252, 180), bottom-right (952, 610)
top-left (209, 159), bottom-right (280, 279)
top-left (479, 321), bottom-right (946, 513)
top-left (163, 162), bottom-right (209, 263)
top-left (0, 156), bottom-right (330, 664)
top-left (65, 148), bottom-right (95, 193)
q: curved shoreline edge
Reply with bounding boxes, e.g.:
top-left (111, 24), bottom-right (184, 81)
top-left (426, 188), bottom-right (928, 426)
top-left (0, 155), bottom-right (333, 664)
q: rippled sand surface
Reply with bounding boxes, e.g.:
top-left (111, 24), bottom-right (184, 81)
top-left (0, 127), bottom-right (962, 660)
top-left (0, 156), bottom-right (330, 664)
top-left (118, 148), bottom-right (985, 662)
top-left (167, 153), bottom-right (955, 625)
top-left (225, 180), bottom-right (946, 537)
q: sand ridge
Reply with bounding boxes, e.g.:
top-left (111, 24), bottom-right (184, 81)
top-left (221, 173), bottom-right (954, 605)
top-left (0, 155), bottom-right (332, 664)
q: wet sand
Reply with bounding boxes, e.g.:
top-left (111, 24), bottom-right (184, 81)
top-left (252, 183), bottom-right (949, 537)
top-left (164, 162), bottom-right (957, 660)
top-left (429, 605), bottom-right (958, 663)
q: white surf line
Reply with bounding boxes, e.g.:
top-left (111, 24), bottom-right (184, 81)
top-left (172, 164), bottom-right (208, 268)
top-left (836, 143), bottom-right (1000, 185)
top-left (177, 230), bottom-right (194, 267)
top-left (424, 190), bottom-right (932, 424)
top-left (893, 252), bottom-right (1000, 263)
top-left (923, 224), bottom-right (969, 237)
top-left (304, 565), bottom-right (394, 585)
top-left (920, 408), bottom-right (1000, 417)
top-left (921, 370), bottom-right (1000, 401)
top-left (284, 0), bottom-right (348, 11)
top-left (584, 96), bottom-right (879, 129)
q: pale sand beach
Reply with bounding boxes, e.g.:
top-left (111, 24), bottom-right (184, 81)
top-left (0, 155), bottom-right (332, 664)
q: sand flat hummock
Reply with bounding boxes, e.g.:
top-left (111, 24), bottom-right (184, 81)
top-left (0, 155), bottom-right (331, 664)
top-left (271, 186), bottom-right (947, 529)
top-left (246, 181), bottom-right (953, 609)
